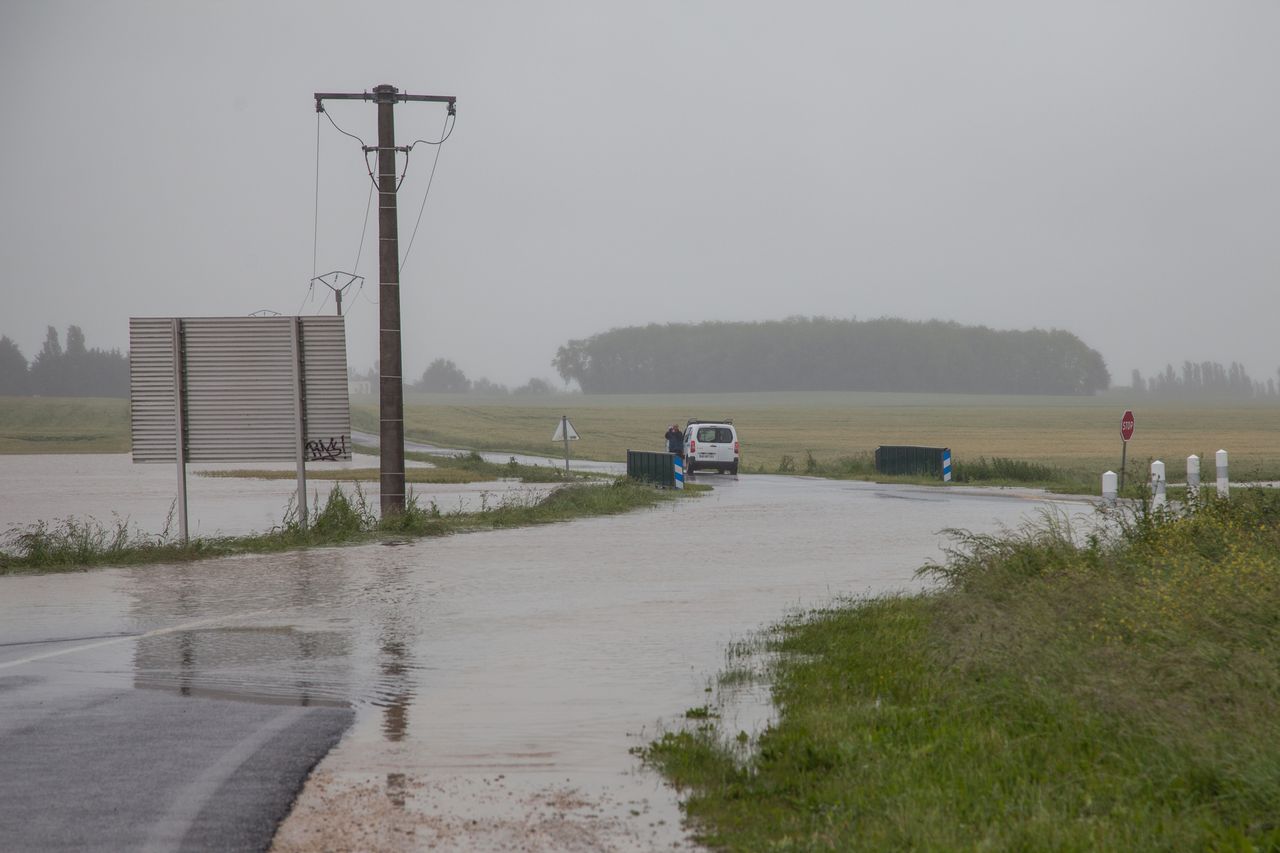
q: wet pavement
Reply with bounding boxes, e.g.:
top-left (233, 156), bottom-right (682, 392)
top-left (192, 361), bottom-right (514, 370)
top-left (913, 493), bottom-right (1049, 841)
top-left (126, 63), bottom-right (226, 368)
top-left (0, 469), bottom-right (1089, 850)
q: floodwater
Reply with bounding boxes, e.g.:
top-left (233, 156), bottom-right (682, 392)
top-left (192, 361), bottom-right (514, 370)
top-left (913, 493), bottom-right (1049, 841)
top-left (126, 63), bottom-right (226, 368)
top-left (0, 460), bottom-right (1092, 850)
top-left (0, 452), bottom-right (553, 540)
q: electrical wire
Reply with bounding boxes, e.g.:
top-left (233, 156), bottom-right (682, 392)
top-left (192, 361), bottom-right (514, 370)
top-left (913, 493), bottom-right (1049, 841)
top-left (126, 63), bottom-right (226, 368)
top-left (344, 183), bottom-right (377, 314)
top-left (343, 277), bottom-right (368, 317)
top-left (363, 148), bottom-right (410, 193)
top-left (296, 280), bottom-right (315, 315)
top-left (322, 105), bottom-right (407, 192)
top-left (406, 112), bottom-right (456, 148)
top-left (353, 182), bottom-right (374, 272)
top-left (400, 113), bottom-right (451, 273)
top-left (321, 107), bottom-right (368, 149)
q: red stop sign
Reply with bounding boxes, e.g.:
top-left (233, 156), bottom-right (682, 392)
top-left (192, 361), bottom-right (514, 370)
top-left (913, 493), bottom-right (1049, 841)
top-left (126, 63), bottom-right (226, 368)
top-left (1121, 410), bottom-right (1135, 442)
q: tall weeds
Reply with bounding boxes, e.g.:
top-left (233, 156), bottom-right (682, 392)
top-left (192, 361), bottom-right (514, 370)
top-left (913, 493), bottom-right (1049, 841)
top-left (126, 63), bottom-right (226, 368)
top-left (1, 478), bottom-right (672, 573)
top-left (645, 489), bottom-right (1280, 850)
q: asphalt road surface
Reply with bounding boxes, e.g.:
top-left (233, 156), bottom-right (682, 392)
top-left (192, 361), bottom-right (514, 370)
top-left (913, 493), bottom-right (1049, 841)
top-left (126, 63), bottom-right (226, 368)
top-left (0, 473), bottom-right (1085, 850)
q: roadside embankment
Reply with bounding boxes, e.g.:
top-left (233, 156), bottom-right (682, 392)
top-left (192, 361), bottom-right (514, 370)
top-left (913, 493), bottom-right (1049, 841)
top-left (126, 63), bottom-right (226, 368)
top-left (645, 490), bottom-right (1280, 850)
top-left (1, 478), bottom-right (690, 575)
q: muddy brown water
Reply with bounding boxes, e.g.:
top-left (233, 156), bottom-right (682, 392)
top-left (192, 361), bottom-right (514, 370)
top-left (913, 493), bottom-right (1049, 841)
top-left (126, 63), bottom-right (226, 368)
top-left (0, 458), bottom-right (1089, 849)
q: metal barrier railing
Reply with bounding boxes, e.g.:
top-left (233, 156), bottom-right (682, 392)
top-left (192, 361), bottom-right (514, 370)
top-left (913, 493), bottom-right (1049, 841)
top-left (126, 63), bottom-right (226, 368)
top-left (627, 450), bottom-right (676, 488)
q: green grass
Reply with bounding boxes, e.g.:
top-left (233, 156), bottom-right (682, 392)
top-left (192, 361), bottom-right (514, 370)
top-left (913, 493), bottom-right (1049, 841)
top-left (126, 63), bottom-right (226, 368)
top-left (0, 478), bottom-right (678, 574)
top-left (0, 396), bottom-right (129, 452)
top-left (643, 490), bottom-right (1280, 850)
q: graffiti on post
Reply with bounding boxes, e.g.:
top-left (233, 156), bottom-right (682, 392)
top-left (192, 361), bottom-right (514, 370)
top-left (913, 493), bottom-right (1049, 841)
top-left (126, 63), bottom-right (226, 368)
top-left (306, 435), bottom-right (349, 462)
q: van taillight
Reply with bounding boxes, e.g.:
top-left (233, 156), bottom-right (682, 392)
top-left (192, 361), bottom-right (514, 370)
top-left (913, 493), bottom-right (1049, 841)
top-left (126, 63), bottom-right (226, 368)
top-left (690, 440), bottom-right (696, 453)
top-left (734, 440), bottom-right (740, 453)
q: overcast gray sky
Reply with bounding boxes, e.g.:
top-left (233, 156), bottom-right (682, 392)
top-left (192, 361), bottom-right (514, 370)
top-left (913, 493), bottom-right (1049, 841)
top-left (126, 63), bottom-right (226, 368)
top-left (2, 1), bottom-right (1277, 388)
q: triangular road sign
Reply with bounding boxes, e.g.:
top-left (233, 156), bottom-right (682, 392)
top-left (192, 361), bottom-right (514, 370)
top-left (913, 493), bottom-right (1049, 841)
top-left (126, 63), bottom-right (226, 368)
top-left (552, 417), bottom-right (579, 442)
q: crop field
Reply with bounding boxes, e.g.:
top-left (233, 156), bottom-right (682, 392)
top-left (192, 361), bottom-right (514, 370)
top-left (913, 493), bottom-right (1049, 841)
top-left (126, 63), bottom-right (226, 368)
top-left (0, 397), bottom-right (130, 453)
top-left (351, 391), bottom-right (1280, 480)
top-left (5, 393), bottom-right (1279, 484)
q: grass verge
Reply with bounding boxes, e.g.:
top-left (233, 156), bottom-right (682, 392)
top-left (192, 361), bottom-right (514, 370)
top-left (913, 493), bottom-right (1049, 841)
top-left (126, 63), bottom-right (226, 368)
top-left (642, 490), bottom-right (1280, 850)
top-left (0, 478), bottom-right (678, 575)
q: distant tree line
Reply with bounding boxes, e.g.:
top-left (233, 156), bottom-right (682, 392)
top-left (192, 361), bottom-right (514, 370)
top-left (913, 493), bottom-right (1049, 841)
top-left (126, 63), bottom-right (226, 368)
top-left (350, 358), bottom-right (562, 396)
top-left (552, 317), bottom-right (1111, 395)
top-left (0, 326), bottom-right (129, 397)
top-left (1130, 362), bottom-right (1280, 399)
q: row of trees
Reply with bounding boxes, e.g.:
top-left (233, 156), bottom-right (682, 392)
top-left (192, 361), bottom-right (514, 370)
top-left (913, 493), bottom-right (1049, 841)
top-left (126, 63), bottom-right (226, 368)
top-left (1130, 363), bottom-right (1280, 399)
top-left (350, 359), bottom-right (561, 396)
top-left (0, 326), bottom-right (130, 397)
top-left (553, 317), bottom-right (1111, 395)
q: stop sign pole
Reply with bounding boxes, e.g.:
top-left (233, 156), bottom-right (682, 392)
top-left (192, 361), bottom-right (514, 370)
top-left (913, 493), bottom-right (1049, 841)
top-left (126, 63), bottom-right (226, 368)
top-left (1119, 409), bottom-right (1135, 490)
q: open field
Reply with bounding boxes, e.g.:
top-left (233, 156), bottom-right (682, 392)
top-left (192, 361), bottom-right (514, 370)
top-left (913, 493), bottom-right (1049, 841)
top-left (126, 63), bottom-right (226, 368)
top-left (0, 397), bottom-right (129, 453)
top-left (6, 393), bottom-right (1279, 485)
top-left (354, 391), bottom-right (1280, 481)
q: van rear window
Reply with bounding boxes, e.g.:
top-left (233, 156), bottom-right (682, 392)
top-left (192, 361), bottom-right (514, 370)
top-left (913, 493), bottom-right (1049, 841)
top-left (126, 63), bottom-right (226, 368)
top-left (696, 427), bottom-right (733, 443)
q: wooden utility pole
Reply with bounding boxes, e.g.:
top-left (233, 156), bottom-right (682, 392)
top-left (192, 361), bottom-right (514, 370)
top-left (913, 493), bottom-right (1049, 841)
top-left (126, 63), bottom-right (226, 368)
top-left (313, 84), bottom-right (456, 517)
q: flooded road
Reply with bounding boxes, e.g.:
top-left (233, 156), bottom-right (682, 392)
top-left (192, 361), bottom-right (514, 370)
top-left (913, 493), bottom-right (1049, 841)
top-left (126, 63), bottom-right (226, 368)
top-left (0, 452), bottom-right (552, 540)
top-left (0, 472), bottom-right (1088, 850)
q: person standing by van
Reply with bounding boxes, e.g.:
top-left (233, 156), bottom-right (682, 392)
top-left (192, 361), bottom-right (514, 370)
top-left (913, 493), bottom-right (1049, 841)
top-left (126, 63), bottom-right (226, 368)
top-left (665, 424), bottom-right (683, 458)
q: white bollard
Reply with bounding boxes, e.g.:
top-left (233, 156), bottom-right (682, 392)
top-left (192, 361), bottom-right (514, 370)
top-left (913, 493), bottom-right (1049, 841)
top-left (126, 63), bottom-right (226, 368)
top-left (1102, 470), bottom-right (1117, 503)
top-left (1186, 455), bottom-right (1200, 499)
top-left (1216, 449), bottom-right (1229, 497)
top-left (1151, 460), bottom-right (1166, 508)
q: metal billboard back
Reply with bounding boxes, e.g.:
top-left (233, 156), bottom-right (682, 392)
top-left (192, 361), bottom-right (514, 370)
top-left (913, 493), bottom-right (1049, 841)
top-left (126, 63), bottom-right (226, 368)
top-left (130, 316), bottom-right (352, 463)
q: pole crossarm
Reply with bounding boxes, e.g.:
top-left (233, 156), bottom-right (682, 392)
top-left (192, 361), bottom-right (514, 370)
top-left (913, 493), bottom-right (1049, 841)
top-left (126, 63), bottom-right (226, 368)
top-left (315, 91), bottom-right (457, 111)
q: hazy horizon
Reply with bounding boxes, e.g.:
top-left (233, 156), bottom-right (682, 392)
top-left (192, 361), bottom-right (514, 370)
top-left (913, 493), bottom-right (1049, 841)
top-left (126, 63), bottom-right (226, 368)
top-left (3, 1), bottom-right (1278, 388)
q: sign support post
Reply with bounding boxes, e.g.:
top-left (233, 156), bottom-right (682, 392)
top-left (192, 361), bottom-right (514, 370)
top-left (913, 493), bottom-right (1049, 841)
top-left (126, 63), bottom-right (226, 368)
top-left (1119, 409), bottom-right (1135, 491)
top-left (551, 416), bottom-right (579, 472)
top-left (171, 319), bottom-right (189, 543)
top-left (562, 415), bottom-right (570, 472)
top-left (290, 317), bottom-right (309, 533)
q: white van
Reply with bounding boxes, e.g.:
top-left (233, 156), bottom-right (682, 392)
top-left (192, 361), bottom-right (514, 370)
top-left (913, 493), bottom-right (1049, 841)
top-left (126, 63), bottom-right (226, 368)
top-left (683, 419), bottom-right (739, 475)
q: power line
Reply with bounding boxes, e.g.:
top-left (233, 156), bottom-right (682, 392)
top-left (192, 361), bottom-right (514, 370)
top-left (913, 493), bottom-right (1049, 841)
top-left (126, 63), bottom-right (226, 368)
top-left (353, 182), bottom-right (374, 272)
top-left (296, 279), bottom-right (315, 315)
top-left (407, 112), bottom-right (456, 148)
top-left (400, 113), bottom-right (451, 273)
top-left (320, 106), bottom-right (368, 149)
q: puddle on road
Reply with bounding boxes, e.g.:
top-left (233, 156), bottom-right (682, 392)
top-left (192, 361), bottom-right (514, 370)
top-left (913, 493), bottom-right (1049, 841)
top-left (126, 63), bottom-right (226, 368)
top-left (0, 471), bottom-right (1084, 849)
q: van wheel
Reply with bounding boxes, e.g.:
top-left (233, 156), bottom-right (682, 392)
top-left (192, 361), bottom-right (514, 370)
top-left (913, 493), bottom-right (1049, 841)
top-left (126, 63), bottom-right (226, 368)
top-left (729, 462), bottom-right (738, 476)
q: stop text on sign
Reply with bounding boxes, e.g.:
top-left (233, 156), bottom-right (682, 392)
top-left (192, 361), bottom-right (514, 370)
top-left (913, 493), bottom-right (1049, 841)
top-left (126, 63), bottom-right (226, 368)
top-left (1121, 410), bottom-right (1135, 442)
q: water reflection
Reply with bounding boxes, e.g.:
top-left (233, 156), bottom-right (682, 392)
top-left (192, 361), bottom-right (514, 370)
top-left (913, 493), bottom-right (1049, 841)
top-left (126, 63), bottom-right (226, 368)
top-left (373, 561), bottom-right (419, 745)
top-left (133, 627), bottom-right (351, 707)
